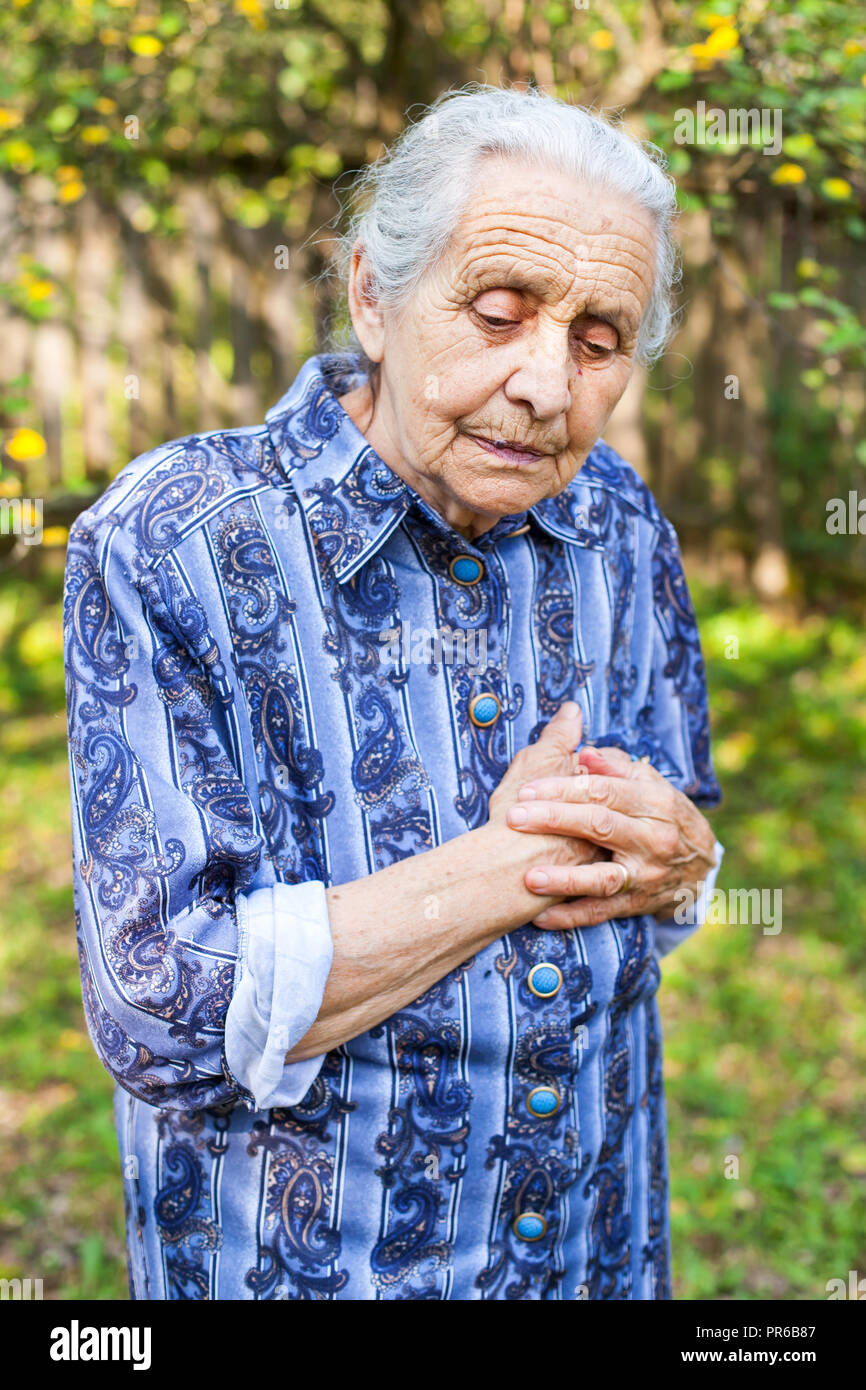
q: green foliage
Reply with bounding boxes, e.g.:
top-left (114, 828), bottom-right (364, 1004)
top-left (662, 584), bottom-right (866, 1297)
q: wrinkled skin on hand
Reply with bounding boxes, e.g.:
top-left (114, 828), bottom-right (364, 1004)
top-left (487, 703), bottom-right (616, 901)
top-left (508, 741), bottom-right (717, 930)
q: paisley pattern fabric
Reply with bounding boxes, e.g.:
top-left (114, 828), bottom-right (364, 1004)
top-left (64, 351), bottom-right (721, 1300)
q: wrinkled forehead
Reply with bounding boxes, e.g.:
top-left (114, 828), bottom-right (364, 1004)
top-left (444, 157), bottom-right (658, 325)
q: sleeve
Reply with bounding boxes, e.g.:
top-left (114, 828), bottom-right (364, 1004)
top-left (226, 881), bottom-right (333, 1110)
top-left (63, 513), bottom-right (333, 1113)
top-left (648, 516), bottom-right (723, 810)
top-left (653, 837), bottom-right (724, 960)
top-left (647, 516), bottom-right (724, 959)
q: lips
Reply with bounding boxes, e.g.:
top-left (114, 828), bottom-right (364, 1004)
top-left (473, 436), bottom-right (549, 465)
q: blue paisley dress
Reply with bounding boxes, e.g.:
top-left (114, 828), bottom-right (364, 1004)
top-left (63, 351), bottom-right (721, 1300)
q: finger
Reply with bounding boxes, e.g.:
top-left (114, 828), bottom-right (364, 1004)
top-left (525, 859), bottom-right (628, 898)
top-left (578, 745), bottom-right (632, 779)
top-left (534, 891), bottom-right (637, 929)
top-left (516, 773), bottom-right (673, 819)
top-left (580, 746), bottom-right (665, 785)
top-left (534, 701), bottom-right (583, 757)
top-left (507, 798), bottom-right (659, 855)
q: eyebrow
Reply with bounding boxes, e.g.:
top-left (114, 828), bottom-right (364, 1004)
top-left (468, 271), bottom-right (637, 336)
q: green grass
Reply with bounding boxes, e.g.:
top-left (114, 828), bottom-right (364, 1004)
top-left (0, 559), bottom-right (128, 1298)
top-left (1, 560), bottom-right (864, 1299)
top-left (663, 583), bottom-right (866, 1299)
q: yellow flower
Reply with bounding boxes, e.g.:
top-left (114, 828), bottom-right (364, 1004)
top-left (589, 29), bottom-right (615, 51)
top-left (5, 429), bottom-right (46, 462)
top-left (41, 526), bottom-right (70, 548)
top-left (0, 109), bottom-right (23, 131)
top-left (843, 39), bottom-right (864, 55)
top-left (26, 280), bottom-right (54, 300)
top-left (705, 13), bottom-right (735, 28)
top-left (95, 97), bottom-right (117, 114)
top-left (81, 125), bottom-right (109, 144)
top-left (3, 139), bottom-right (34, 169)
top-left (821, 178), bottom-right (852, 200)
top-left (704, 24), bottom-right (739, 56)
top-left (129, 34), bottom-right (164, 56)
top-left (771, 163), bottom-right (807, 185)
top-left (56, 164), bottom-right (82, 182)
top-left (59, 180), bottom-right (85, 203)
top-left (796, 258), bottom-right (820, 279)
top-left (0, 477), bottom-right (23, 496)
top-left (233, 0), bottom-right (266, 29)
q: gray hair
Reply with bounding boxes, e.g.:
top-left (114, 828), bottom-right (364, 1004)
top-left (327, 83), bottom-right (681, 371)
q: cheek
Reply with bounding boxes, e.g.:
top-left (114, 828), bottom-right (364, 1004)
top-left (581, 362), bottom-right (633, 417)
top-left (409, 343), bottom-right (501, 427)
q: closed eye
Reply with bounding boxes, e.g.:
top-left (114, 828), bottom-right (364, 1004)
top-left (575, 337), bottom-right (617, 360)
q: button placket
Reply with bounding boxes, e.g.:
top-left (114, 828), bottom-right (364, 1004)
top-left (442, 541), bottom-right (507, 739)
top-left (510, 955), bottom-right (573, 1243)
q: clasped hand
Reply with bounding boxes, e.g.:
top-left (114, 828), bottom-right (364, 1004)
top-left (488, 702), bottom-right (717, 931)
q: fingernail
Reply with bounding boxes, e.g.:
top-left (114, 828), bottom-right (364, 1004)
top-left (559, 701), bottom-right (579, 718)
top-left (508, 806), bottom-right (529, 825)
top-left (517, 785), bottom-right (537, 800)
top-left (534, 911), bottom-right (552, 925)
top-left (527, 869), bottom-right (549, 888)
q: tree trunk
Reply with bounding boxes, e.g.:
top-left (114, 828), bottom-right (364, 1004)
top-left (75, 196), bottom-right (115, 479)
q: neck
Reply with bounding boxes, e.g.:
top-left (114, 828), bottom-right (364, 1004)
top-left (336, 380), bottom-right (497, 542)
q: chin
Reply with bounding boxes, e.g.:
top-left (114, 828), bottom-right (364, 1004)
top-left (460, 477), bottom-right (552, 519)
top-left (458, 489), bottom-right (553, 530)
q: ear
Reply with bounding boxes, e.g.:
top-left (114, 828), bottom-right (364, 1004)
top-left (346, 242), bottom-right (385, 364)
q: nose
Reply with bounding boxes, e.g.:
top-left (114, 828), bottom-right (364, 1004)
top-left (503, 327), bottom-right (573, 421)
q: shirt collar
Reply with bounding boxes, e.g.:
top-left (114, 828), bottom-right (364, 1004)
top-left (265, 352), bottom-right (605, 584)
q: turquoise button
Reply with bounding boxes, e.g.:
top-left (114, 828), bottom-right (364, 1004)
top-left (527, 963), bottom-right (563, 999)
top-left (469, 692), bottom-right (500, 728)
top-left (449, 555), bottom-right (484, 585)
top-left (513, 1212), bottom-right (547, 1242)
top-left (526, 1086), bottom-right (561, 1118)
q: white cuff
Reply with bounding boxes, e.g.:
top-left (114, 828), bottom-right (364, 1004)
top-left (225, 880), bottom-right (333, 1111)
top-left (653, 839), bottom-right (725, 959)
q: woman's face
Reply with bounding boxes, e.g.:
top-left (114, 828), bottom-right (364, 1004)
top-left (341, 156), bottom-right (659, 541)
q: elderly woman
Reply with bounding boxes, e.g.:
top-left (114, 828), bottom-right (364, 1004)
top-left (63, 84), bottom-right (723, 1301)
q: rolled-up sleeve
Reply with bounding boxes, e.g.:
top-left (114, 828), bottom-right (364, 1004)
top-left (63, 508), bottom-right (333, 1113)
top-left (226, 881), bottom-right (333, 1111)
